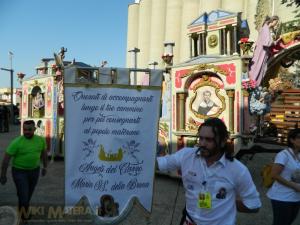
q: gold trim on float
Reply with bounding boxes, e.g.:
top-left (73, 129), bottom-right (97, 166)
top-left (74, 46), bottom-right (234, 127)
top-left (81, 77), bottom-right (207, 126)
top-left (181, 64), bottom-right (228, 78)
top-left (189, 77), bottom-right (226, 120)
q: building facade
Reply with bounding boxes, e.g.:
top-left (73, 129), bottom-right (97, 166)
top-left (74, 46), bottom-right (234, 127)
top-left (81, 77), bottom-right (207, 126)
top-left (0, 88), bottom-right (21, 106)
top-left (126, 0), bottom-right (298, 69)
top-left (127, 0), bottom-right (300, 160)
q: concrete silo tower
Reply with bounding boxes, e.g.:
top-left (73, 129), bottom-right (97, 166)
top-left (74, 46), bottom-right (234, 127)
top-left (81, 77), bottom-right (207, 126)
top-left (149, 0), bottom-right (167, 68)
top-left (245, 0), bottom-right (258, 40)
top-left (164, 0), bottom-right (182, 65)
top-left (179, 0), bottom-right (200, 62)
top-left (126, 3), bottom-right (140, 68)
top-left (221, 0), bottom-right (244, 13)
top-left (137, 0), bottom-right (152, 68)
top-left (201, 0), bottom-right (221, 13)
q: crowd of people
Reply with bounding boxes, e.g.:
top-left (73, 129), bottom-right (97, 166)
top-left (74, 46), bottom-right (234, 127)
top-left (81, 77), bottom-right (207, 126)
top-left (0, 104), bottom-right (20, 132)
top-left (0, 105), bottom-right (10, 132)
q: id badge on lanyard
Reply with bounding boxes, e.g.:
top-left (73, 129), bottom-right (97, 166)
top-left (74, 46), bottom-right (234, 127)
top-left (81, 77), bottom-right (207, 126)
top-left (198, 181), bottom-right (212, 209)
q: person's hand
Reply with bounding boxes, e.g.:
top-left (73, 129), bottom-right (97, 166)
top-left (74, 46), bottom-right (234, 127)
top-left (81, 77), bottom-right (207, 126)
top-left (294, 185), bottom-right (300, 192)
top-left (0, 176), bottom-right (7, 185)
top-left (41, 168), bottom-right (47, 176)
top-left (273, 37), bottom-right (282, 45)
top-left (291, 182), bottom-right (300, 192)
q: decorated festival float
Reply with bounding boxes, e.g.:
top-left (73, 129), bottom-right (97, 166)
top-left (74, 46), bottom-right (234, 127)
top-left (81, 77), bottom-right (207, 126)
top-left (155, 10), bottom-right (300, 162)
top-left (158, 10), bottom-right (246, 158)
top-left (20, 48), bottom-right (93, 157)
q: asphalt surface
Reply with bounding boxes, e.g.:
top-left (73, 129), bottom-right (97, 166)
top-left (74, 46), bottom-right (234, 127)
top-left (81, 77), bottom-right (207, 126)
top-left (1, 125), bottom-right (300, 225)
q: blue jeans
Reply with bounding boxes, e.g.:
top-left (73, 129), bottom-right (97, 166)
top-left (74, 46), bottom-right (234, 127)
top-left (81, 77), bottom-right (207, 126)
top-left (12, 167), bottom-right (40, 219)
top-left (271, 199), bottom-right (300, 225)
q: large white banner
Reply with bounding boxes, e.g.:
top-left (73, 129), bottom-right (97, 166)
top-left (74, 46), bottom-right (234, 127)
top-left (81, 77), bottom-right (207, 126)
top-left (65, 86), bottom-right (161, 219)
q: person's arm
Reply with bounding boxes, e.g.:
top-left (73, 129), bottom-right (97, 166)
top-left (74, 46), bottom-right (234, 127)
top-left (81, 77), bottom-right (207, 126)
top-left (236, 199), bottom-right (259, 213)
top-left (271, 163), bottom-right (300, 192)
top-left (156, 147), bottom-right (189, 172)
top-left (0, 153), bottom-right (11, 185)
top-left (235, 167), bottom-right (262, 213)
top-left (41, 149), bottom-right (48, 176)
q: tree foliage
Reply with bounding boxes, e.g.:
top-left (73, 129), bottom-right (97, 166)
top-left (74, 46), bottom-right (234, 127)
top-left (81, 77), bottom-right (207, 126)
top-left (281, 0), bottom-right (300, 17)
top-left (281, 0), bottom-right (300, 7)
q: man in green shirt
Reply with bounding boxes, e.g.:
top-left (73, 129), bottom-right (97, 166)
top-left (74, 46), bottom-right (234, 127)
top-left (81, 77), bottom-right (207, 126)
top-left (0, 120), bottom-right (48, 222)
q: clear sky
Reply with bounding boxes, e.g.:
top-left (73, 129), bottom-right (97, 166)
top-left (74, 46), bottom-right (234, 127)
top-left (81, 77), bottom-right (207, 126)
top-left (0, 0), bottom-right (135, 88)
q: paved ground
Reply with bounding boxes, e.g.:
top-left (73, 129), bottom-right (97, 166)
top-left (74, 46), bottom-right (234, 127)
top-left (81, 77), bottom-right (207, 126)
top-left (1, 125), bottom-right (300, 225)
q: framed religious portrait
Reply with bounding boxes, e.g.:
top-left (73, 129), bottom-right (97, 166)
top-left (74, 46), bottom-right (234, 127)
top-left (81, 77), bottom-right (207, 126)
top-left (190, 78), bottom-right (226, 119)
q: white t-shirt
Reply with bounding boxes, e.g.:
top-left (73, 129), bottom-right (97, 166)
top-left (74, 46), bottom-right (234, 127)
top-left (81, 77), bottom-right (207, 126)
top-left (267, 148), bottom-right (300, 202)
top-left (157, 147), bottom-right (261, 225)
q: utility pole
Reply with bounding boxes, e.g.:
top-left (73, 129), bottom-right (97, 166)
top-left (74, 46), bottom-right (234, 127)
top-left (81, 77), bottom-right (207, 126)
top-left (148, 61), bottom-right (158, 70)
top-left (1, 51), bottom-right (14, 124)
top-left (128, 47), bottom-right (140, 85)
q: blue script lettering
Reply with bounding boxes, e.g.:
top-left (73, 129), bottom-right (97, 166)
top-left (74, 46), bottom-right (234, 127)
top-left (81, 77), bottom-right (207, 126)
top-left (119, 161), bottom-right (143, 176)
top-left (79, 161), bottom-right (104, 177)
top-left (126, 178), bottom-right (150, 191)
top-left (71, 178), bottom-right (93, 189)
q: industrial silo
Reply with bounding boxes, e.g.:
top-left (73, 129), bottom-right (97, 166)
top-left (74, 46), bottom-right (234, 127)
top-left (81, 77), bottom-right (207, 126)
top-left (149, 0), bottom-right (167, 68)
top-left (126, 3), bottom-right (140, 68)
top-left (164, 0), bottom-right (182, 65)
top-left (137, 0), bottom-right (152, 68)
top-left (179, 0), bottom-right (200, 62)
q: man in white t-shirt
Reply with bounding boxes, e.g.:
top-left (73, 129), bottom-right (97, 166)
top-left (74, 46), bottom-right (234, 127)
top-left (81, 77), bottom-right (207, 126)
top-left (157, 118), bottom-right (261, 225)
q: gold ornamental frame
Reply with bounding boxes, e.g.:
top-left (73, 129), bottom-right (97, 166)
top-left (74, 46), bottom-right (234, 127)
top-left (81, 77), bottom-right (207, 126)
top-left (181, 63), bottom-right (228, 79)
top-left (189, 76), bottom-right (226, 120)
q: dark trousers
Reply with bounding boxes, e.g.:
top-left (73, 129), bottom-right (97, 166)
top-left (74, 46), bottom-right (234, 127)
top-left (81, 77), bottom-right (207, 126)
top-left (271, 199), bottom-right (300, 225)
top-left (12, 167), bottom-right (40, 219)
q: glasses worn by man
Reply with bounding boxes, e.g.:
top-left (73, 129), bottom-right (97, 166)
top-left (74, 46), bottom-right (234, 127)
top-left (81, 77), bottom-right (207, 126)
top-left (157, 118), bottom-right (261, 225)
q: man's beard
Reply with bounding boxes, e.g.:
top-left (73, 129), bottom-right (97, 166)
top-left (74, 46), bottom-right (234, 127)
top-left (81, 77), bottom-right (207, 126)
top-left (24, 134), bottom-right (34, 139)
top-left (200, 147), bottom-right (218, 158)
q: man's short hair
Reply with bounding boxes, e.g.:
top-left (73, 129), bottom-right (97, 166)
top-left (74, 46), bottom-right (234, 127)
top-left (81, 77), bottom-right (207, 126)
top-left (23, 120), bottom-right (35, 127)
top-left (203, 90), bottom-right (212, 96)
